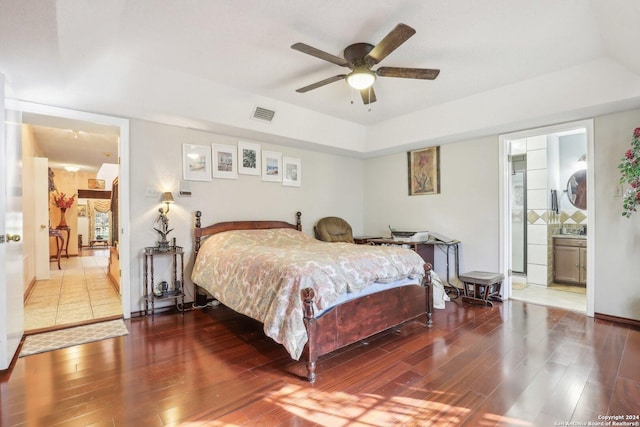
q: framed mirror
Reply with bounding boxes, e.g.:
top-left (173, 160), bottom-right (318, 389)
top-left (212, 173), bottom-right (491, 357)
top-left (566, 169), bottom-right (587, 210)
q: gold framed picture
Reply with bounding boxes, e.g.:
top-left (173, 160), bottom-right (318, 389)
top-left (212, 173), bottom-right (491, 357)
top-left (408, 146), bottom-right (440, 196)
top-left (88, 179), bottom-right (105, 190)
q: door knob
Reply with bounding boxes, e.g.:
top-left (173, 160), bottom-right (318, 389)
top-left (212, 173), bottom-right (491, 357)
top-left (40, 224), bottom-right (47, 229)
top-left (6, 234), bottom-right (21, 242)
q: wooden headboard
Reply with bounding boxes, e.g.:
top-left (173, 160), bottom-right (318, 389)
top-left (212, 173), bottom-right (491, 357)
top-left (194, 211), bottom-right (302, 255)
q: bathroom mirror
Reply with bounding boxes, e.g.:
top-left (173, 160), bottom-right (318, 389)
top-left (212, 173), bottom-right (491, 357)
top-left (566, 169), bottom-right (587, 210)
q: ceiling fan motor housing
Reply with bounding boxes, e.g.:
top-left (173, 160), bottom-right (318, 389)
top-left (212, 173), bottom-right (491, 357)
top-left (343, 43), bottom-right (375, 68)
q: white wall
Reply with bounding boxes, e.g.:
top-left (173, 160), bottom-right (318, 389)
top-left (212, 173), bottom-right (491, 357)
top-left (124, 109), bottom-right (640, 321)
top-left (96, 164), bottom-right (119, 190)
top-left (128, 119), bottom-right (365, 313)
top-left (363, 136), bottom-right (500, 279)
top-left (593, 109), bottom-right (640, 320)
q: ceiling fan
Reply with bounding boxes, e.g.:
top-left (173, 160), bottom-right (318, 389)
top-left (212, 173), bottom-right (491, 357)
top-left (291, 23), bottom-right (440, 105)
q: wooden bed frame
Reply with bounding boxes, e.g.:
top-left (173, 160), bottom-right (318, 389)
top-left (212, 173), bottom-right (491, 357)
top-left (193, 210), bottom-right (433, 383)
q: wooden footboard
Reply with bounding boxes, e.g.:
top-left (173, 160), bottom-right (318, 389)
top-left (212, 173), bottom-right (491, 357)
top-left (301, 263), bottom-right (433, 383)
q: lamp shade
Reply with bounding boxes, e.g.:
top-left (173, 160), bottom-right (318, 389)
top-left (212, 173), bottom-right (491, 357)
top-left (161, 192), bottom-right (174, 204)
top-left (346, 68), bottom-right (376, 90)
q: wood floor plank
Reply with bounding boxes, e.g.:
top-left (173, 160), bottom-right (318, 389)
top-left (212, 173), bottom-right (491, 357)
top-left (2, 300), bottom-right (638, 426)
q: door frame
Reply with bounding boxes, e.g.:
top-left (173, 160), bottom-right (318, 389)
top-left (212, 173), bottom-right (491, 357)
top-left (7, 100), bottom-right (131, 320)
top-left (498, 119), bottom-right (595, 317)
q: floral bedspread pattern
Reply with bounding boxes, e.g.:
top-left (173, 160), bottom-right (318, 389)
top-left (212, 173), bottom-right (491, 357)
top-left (191, 228), bottom-right (425, 360)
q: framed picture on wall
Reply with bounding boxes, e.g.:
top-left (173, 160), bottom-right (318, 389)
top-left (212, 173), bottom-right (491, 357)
top-left (262, 151), bottom-right (282, 182)
top-left (407, 146), bottom-right (440, 196)
top-left (77, 204), bottom-right (87, 217)
top-left (282, 157), bottom-right (301, 187)
top-left (182, 144), bottom-right (212, 181)
top-left (212, 144), bottom-right (238, 179)
top-left (237, 141), bottom-right (261, 175)
top-left (88, 179), bottom-right (105, 189)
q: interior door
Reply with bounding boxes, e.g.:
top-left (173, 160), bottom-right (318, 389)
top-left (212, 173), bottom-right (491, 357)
top-left (34, 157), bottom-right (51, 279)
top-left (0, 75), bottom-right (25, 370)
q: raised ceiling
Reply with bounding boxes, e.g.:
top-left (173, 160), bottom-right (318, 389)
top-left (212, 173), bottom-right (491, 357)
top-left (2, 0), bottom-right (640, 160)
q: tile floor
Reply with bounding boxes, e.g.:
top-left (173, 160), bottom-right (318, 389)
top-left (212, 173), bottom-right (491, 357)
top-left (24, 251), bottom-right (122, 332)
top-left (510, 282), bottom-right (587, 313)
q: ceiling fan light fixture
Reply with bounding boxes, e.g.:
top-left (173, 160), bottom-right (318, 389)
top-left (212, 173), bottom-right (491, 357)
top-left (346, 68), bottom-right (376, 90)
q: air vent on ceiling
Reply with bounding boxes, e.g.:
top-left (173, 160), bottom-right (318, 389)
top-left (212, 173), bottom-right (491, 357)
top-left (251, 106), bottom-right (276, 123)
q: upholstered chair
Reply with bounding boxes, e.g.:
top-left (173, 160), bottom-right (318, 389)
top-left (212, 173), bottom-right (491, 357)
top-left (314, 217), bottom-right (354, 243)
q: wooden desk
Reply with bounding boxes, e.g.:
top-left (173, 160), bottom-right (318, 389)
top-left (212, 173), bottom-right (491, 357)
top-left (49, 229), bottom-right (64, 269)
top-left (353, 236), bottom-right (382, 245)
top-left (368, 238), bottom-right (461, 296)
top-left (368, 239), bottom-right (435, 265)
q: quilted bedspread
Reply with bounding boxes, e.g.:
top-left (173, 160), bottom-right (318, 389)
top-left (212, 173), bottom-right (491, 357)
top-left (191, 228), bottom-right (425, 360)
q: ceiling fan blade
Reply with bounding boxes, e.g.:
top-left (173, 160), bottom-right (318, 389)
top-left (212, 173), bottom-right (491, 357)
top-left (365, 23), bottom-right (416, 66)
top-left (291, 43), bottom-right (349, 67)
top-left (360, 87), bottom-right (377, 105)
top-left (295, 74), bottom-right (347, 93)
top-left (376, 67), bottom-right (440, 80)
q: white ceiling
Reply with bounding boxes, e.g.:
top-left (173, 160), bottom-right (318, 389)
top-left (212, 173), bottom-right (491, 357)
top-left (2, 0), bottom-right (640, 167)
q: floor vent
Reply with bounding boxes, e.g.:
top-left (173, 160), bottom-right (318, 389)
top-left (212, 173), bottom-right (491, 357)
top-left (251, 106), bottom-right (276, 122)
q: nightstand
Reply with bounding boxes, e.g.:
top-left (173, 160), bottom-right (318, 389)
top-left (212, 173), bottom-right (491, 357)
top-left (143, 245), bottom-right (185, 316)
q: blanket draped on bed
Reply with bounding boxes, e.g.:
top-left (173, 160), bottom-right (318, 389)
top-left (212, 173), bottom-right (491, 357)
top-left (191, 228), bottom-right (426, 360)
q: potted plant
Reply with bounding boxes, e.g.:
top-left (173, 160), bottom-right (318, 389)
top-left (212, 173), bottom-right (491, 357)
top-left (618, 128), bottom-right (640, 218)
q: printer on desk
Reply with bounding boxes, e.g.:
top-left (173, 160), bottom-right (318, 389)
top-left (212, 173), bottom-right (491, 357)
top-left (389, 227), bottom-right (430, 242)
top-left (389, 227), bottom-right (455, 244)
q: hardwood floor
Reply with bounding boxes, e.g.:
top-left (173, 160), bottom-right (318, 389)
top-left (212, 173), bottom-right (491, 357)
top-left (2, 299), bottom-right (639, 426)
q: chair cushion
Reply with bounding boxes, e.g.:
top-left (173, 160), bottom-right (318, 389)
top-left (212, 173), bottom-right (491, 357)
top-left (459, 271), bottom-right (505, 285)
top-left (314, 217), bottom-right (354, 243)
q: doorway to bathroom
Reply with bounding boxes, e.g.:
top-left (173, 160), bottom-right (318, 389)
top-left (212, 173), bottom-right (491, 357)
top-left (499, 119), bottom-right (595, 317)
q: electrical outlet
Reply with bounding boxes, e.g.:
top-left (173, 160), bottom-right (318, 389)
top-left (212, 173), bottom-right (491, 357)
top-left (615, 184), bottom-right (623, 197)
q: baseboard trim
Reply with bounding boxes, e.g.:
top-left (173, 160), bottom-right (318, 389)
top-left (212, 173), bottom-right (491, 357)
top-left (24, 277), bottom-right (37, 303)
top-left (594, 312), bottom-right (640, 328)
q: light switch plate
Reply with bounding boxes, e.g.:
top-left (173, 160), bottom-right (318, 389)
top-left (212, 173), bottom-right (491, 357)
top-left (145, 187), bottom-right (161, 198)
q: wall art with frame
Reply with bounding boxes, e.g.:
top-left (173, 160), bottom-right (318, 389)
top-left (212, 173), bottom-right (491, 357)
top-left (237, 141), bottom-right (261, 175)
top-left (212, 144), bottom-right (238, 179)
top-left (182, 144), bottom-right (212, 181)
top-left (407, 146), bottom-right (440, 196)
top-left (282, 157), bottom-right (301, 187)
top-left (262, 150), bottom-right (282, 182)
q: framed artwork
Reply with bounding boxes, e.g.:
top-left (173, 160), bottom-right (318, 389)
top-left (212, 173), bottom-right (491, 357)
top-left (88, 179), bottom-right (105, 190)
top-left (238, 141), bottom-right (261, 175)
top-left (212, 144), bottom-right (238, 179)
top-left (408, 146), bottom-right (440, 196)
top-left (182, 144), bottom-right (212, 181)
top-left (282, 157), bottom-right (301, 187)
top-left (77, 204), bottom-right (87, 217)
top-left (262, 150), bottom-right (282, 182)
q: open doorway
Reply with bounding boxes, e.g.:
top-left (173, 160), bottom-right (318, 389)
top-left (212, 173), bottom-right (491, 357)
top-left (7, 100), bottom-right (131, 331)
top-left (499, 119), bottom-right (595, 317)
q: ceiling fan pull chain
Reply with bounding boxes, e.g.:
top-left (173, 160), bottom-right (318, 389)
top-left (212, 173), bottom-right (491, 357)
top-left (368, 86), bottom-right (372, 112)
top-left (350, 86), bottom-right (354, 105)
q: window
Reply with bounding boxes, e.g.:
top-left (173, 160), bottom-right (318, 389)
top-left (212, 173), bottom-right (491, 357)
top-left (94, 211), bottom-right (110, 240)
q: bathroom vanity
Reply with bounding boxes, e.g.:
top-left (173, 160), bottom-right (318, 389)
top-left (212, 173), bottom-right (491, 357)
top-left (553, 236), bottom-right (587, 285)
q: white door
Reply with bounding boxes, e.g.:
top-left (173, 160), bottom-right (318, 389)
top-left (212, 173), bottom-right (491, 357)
top-left (34, 157), bottom-right (51, 279)
top-left (0, 75), bottom-right (25, 370)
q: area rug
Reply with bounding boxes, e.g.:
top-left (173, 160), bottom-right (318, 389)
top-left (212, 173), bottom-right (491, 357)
top-left (19, 319), bottom-right (128, 357)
